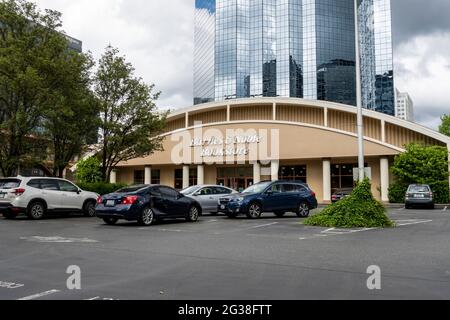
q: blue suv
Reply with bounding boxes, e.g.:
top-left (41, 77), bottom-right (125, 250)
top-left (218, 181), bottom-right (318, 219)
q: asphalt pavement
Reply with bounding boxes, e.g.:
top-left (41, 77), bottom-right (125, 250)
top-left (0, 207), bottom-right (449, 300)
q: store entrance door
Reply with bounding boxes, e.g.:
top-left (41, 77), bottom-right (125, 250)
top-left (217, 167), bottom-right (254, 193)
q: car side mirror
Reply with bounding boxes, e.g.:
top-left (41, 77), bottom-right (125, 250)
top-left (266, 190), bottom-right (274, 196)
top-left (177, 193), bottom-right (184, 199)
top-left (77, 189), bottom-right (82, 194)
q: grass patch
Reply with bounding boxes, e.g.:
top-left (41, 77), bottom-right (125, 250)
top-left (304, 178), bottom-right (394, 228)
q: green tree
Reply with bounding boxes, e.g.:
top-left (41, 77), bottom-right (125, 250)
top-left (439, 114), bottom-right (450, 137)
top-left (389, 143), bottom-right (449, 204)
top-left (41, 50), bottom-right (100, 178)
top-left (0, 0), bottom-right (61, 176)
top-left (93, 46), bottom-right (167, 182)
top-left (75, 157), bottom-right (102, 184)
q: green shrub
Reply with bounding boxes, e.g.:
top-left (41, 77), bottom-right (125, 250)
top-left (429, 181), bottom-right (450, 204)
top-left (75, 157), bottom-right (102, 184)
top-left (77, 182), bottom-right (127, 195)
top-left (389, 181), bottom-right (450, 204)
top-left (390, 143), bottom-right (449, 204)
top-left (305, 178), bottom-right (394, 228)
top-left (388, 182), bottom-right (408, 204)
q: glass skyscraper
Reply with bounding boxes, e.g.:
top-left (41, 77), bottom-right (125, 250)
top-left (194, 0), bottom-right (395, 116)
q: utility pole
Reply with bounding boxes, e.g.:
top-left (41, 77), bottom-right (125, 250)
top-left (354, 0), bottom-right (365, 182)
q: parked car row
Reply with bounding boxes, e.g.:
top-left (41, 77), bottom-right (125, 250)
top-left (0, 176), bottom-right (435, 224)
top-left (96, 181), bottom-right (319, 225)
top-left (0, 177), bottom-right (319, 225)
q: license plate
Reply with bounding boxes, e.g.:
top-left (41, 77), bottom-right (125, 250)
top-left (221, 205), bottom-right (226, 210)
top-left (106, 200), bottom-right (116, 207)
top-left (414, 194), bottom-right (425, 198)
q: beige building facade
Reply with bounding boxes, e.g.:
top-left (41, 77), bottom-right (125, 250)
top-left (112, 98), bottom-right (450, 204)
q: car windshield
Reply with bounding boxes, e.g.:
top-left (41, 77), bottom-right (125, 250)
top-left (116, 185), bottom-right (146, 193)
top-left (242, 182), bottom-right (272, 194)
top-left (0, 179), bottom-right (21, 190)
top-left (408, 186), bottom-right (430, 193)
top-left (181, 186), bottom-right (201, 195)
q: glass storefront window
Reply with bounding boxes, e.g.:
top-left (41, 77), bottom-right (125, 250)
top-left (217, 167), bottom-right (253, 192)
top-left (174, 169), bottom-right (183, 190)
top-left (151, 170), bottom-right (161, 185)
top-left (174, 169), bottom-right (198, 190)
top-left (134, 170), bottom-right (145, 185)
top-left (279, 165), bottom-right (307, 183)
top-left (331, 163), bottom-right (368, 193)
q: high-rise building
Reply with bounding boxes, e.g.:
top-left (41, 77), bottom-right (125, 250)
top-left (194, 0), bottom-right (395, 116)
top-left (66, 35), bottom-right (83, 53)
top-left (395, 89), bottom-right (414, 122)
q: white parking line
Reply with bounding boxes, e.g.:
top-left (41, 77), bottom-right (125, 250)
top-left (244, 222), bottom-right (279, 230)
top-left (0, 281), bottom-right (24, 289)
top-left (17, 289), bottom-right (60, 300)
top-left (321, 227), bottom-right (375, 235)
top-left (20, 236), bottom-right (98, 243)
top-left (395, 219), bottom-right (433, 226)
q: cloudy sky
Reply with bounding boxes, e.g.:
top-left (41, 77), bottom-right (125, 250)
top-left (34, 0), bottom-right (450, 130)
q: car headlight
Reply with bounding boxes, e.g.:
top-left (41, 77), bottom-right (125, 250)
top-left (236, 197), bottom-right (245, 202)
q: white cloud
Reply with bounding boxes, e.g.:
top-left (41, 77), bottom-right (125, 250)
top-left (394, 32), bottom-right (450, 129)
top-left (34, 1), bottom-right (450, 131)
top-left (34, 0), bottom-right (195, 110)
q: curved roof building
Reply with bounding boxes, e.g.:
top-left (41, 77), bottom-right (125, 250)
top-left (114, 98), bottom-right (450, 203)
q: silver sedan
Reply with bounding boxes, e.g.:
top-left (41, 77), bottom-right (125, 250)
top-left (181, 185), bottom-right (238, 215)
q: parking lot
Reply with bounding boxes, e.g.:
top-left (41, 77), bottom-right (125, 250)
top-left (1, 207), bottom-right (450, 300)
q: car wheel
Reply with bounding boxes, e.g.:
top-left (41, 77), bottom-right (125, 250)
top-left (138, 207), bottom-right (155, 226)
top-left (246, 203), bottom-right (262, 219)
top-left (296, 202), bottom-right (310, 218)
top-left (83, 201), bottom-right (97, 217)
top-left (103, 217), bottom-right (118, 225)
top-left (274, 212), bottom-right (286, 218)
top-left (187, 206), bottom-right (200, 222)
top-left (27, 201), bottom-right (46, 220)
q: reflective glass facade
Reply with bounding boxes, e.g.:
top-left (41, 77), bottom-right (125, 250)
top-left (359, 0), bottom-right (394, 115)
top-left (194, 0), bottom-right (395, 116)
top-left (194, 0), bottom-right (216, 105)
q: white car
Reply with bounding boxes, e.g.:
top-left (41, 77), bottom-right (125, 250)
top-left (0, 176), bottom-right (99, 220)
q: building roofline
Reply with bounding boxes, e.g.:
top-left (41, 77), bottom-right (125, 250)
top-left (166, 97), bottom-right (450, 146)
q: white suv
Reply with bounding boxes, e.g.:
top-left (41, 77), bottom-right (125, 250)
top-left (0, 176), bottom-right (99, 220)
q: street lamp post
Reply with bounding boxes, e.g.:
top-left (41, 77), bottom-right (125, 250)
top-left (354, 0), bottom-right (365, 182)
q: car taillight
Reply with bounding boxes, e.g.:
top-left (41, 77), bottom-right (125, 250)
top-left (97, 197), bottom-right (103, 204)
top-left (311, 191), bottom-right (316, 198)
top-left (122, 196), bottom-right (139, 205)
top-left (14, 188), bottom-right (25, 196)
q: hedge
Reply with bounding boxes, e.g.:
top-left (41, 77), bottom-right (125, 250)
top-left (77, 182), bottom-right (127, 195)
